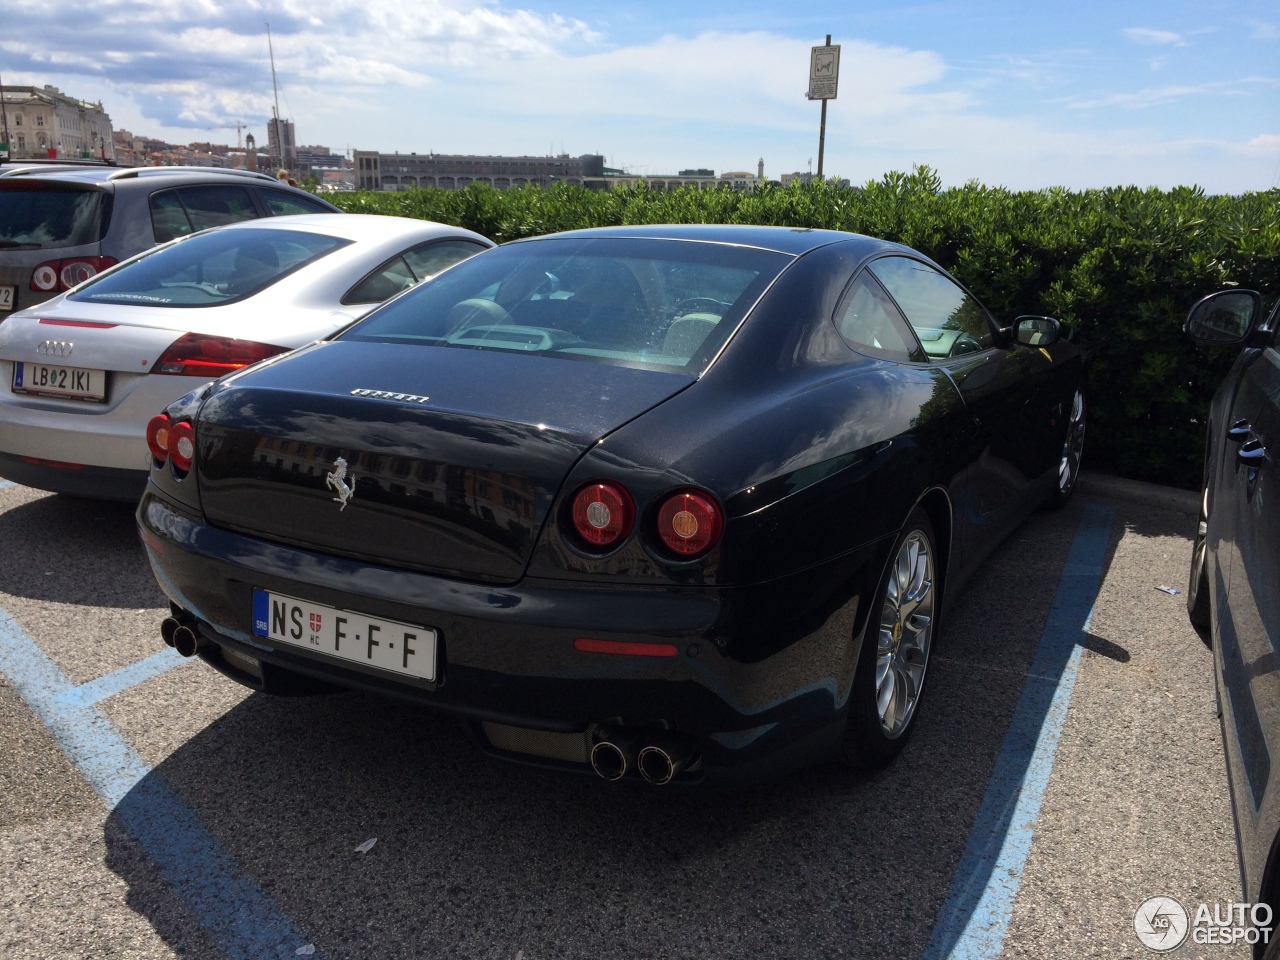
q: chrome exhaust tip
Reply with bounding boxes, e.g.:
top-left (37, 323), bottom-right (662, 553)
top-left (637, 732), bottom-right (696, 786)
top-left (590, 741), bottom-right (629, 781)
top-left (172, 624), bottom-right (201, 658)
top-left (160, 617), bottom-right (181, 648)
top-left (590, 725), bottom-right (641, 781)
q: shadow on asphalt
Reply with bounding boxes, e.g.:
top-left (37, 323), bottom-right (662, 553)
top-left (0, 493), bottom-right (161, 609)
top-left (101, 496), bottom-right (1142, 960)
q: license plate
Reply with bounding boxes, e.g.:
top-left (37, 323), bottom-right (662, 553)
top-left (252, 590), bottom-right (437, 681)
top-left (0, 285), bottom-right (13, 312)
top-left (12, 361), bottom-right (107, 402)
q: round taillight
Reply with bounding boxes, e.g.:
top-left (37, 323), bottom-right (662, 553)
top-left (570, 481), bottom-right (635, 548)
top-left (657, 490), bottom-right (723, 557)
top-left (32, 265), bottom-right (59, 291)
top-left (169, 421), bottom-right (195, 473)
top-left (60, 260), bottom-right (98, 288)
top-left (146, 414), bottom-right (171, 463)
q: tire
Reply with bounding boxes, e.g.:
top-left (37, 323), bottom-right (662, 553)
top-left (1044, 389), bottom-right (1086, 510)
top-left (841, 506), bottom-right (939, 770)
top-left (1187, 480), bottom-right (1213, 641)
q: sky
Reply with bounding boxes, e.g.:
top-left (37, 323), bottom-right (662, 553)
top-left (2, 0), bottom-right (1278, 193)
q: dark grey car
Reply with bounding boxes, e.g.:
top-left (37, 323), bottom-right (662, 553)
top-left (1185, 289), bottom-right (1280, 958)
top-left (0, 166), bottom-right (340, 315)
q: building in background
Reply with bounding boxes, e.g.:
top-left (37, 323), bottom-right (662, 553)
top-left (353, 151), bottom-right (606, 191)
top-left (267, 118), bottom-right (296, 174)
top-left (0, 85), bottom-right (114, 161)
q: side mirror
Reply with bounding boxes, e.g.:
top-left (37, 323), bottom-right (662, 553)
top-left (1012, 315), bottom-right (1062, 348)
top-left (1185, 290), bottom-right (1262, 346)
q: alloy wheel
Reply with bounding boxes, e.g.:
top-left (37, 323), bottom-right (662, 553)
top-left (876, 531), bottom-right (935, 739)
top-left (1059, 390), bottom-right (1086, 496)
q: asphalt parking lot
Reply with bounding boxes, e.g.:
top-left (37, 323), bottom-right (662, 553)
top-left (0, 475), bottom-right (1250, 959)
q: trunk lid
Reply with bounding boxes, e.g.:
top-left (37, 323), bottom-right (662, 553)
top-left (194, 340), bottom-right (694, 583)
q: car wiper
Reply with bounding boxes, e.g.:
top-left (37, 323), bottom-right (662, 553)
top-left (0, 239), bottom-right (40, 249)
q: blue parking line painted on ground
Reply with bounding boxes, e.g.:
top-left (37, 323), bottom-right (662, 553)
top-left (56, 647), bottom-right (188, 708)
top-left (0, 608), bottom-right (320, 960)
top-left (922, 500), bottom-right (1117, 960)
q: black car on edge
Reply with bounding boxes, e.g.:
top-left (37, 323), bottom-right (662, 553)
top-left (138, 225), bottom-right (1085, 786)
top-left (1185, 288), bottom-right (1280, 957)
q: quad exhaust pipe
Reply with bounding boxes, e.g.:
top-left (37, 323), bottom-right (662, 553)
top-left (160, 616), bottom-right (203, 658)
top-left (591, 725), bottom-right (696, 785)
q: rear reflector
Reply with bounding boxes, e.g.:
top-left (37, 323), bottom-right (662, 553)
top-left (573, 638), bottom-right (679, 658)
top-left (39, 318), bottom-right (117, 329)
top-left (19, 456), bottom-right (84, 470)
top-left (153, 333), bottom-right (288, 378)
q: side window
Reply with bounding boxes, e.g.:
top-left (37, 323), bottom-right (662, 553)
top-left (402, 240), bottom-right (487, 280)
top-left (175, 185), bottom-right (259, 233)
top-left (344, 256), bottom-right (418, 304)
top-left (833, 273), bottom-right (923, 363)
top-left (867, 256), bottom-right (994, 360)
top-left (260, 189), bottom-right (334, 216)
top-left (149, 190), bottom-right (191, 243)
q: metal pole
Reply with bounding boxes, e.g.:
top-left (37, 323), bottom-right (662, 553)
top-left (816, 34), bottom-right (830, 180)
top-left (0, 68), bottom-right (10, 161)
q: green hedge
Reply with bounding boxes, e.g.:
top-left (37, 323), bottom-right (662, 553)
top-left (329, 169), bottom-right (1280, 489)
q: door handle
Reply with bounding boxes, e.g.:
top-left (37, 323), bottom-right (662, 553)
top-left (1238, 438), bottom-right (1268, 466)
top-left (1228, 419), bottom-right (1252, 442)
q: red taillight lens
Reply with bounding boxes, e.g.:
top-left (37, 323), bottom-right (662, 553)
top-left (31, 263), bottom-right (59, 291)
top-left (153, 333), bottom-right (288, 378)
top-left (30, 257), bottom-right (117, 292)
top-left (656, 490), bottom-right (723, 557)
top-left (169, 421), bottom-right (195, 472)
top-left (146, 414), bottom-right (171, 463)
top-left (570, 481), bottom-right (635, 548)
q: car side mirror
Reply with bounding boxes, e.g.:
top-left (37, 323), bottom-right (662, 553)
top-left (1012, 315), bottom-right (1062, 347)
top-left (1184, 289), bottom-right (1262, 346)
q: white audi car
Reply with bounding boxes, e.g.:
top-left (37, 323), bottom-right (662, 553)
top-left (0, 214), bottom-right (492, 499)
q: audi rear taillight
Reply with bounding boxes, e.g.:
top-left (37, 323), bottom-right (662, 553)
top-left (146, 414), bottom-right (171, 463)
top-left (169, 421), bottom-right (195, 473)
top-left (656, 490), bottom-right (723, 557)
top-left (153, 333), bottom-right (288, 378)
top-left (30, 256), bottom-right (117, 292)
top-left (570, 481), bottom-right (635, 548)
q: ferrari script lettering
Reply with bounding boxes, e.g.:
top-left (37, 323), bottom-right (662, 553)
top-left (350, 388), bottom-right (430, 403)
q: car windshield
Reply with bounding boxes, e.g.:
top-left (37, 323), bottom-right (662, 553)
top-left (0, 183), bottom-right (105, 250)
top-left (339, 237), bottom-right (792, 374)
top-left (70, 228), bottom-right (350, 307)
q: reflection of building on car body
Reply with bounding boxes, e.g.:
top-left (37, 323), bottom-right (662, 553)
top-left (139, 224), bottom-right (1088, 786)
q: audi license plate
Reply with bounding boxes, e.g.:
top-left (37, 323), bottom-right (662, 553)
top-left (12, 361), bottom-right (107, 402)
top-left (252, 590), bottom-right (437, 681)
top-left (0, 285), bottom-right (14, 312)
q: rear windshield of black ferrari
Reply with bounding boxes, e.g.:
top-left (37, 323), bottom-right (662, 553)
top-left (69, 228), bottom-right (350, 307)
top-left (0, 183), bottom-right (106, 250)
top-left (339, 237), bottom-right (792, 373)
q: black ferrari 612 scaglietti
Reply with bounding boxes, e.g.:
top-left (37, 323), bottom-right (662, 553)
top-left (138, 225), bottom-right (1085, 786)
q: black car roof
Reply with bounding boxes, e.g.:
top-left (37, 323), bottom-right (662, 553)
top-left (515, 223), bottom-right (895, 256)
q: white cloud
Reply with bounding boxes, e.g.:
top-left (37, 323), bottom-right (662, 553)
top-left (1249, 21), bottom-right (1280, 40)
top-left (1123, 28), bottom-right (1188, 47)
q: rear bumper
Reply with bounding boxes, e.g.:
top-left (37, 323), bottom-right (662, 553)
top-left (0, 450), bottom-right (147, 501)
top-left (138, 487), bottom-right (891, 786)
